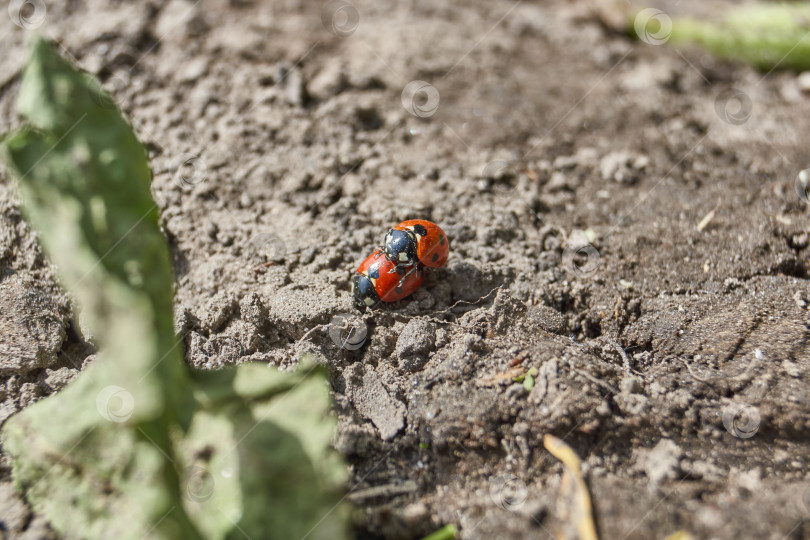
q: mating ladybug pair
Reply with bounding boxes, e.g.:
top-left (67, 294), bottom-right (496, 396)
top-left (351, 220), bottom-right (450, 309)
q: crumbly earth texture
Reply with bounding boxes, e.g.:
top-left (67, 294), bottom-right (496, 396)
top-left (1, 1), bottom-right (810, 539)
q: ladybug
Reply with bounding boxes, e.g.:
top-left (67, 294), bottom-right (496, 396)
top-left (383, 219), bottom-right (450, 270)
top-left (351, 250), bottom-right (424, 309)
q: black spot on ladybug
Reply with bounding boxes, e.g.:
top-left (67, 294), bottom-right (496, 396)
top-left (396, 266), bottom-right (406, 275)
top-left (432, 253), bottom-right (439, 262)
top-left (368, 267), bottom-right (379, 279)
top-left (439, 235), bottom-right (445, 245)
top-left (395, 286), bottom-right (403, 294)
top-left (413, 224), bottom-right (427, 236)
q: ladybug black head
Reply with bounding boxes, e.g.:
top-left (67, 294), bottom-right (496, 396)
top-left (383, 228), bottom-right (417, 266)
top-left (351, 273), bottom-right (379, 309)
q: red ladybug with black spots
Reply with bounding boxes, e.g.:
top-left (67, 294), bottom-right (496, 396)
top-left (383, 219), bottom-right (450, 270)
top-left (351, 250), bottom-right (425, 309)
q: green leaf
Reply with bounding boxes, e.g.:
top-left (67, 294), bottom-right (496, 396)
top-left (4, 37), bottom-right (192, 423)
top-left (2, 35), bottom-right (199, 540)
top-left (180, 361), bottom-right (348, 540)
top-left (2, 359), bottom-right (202, 539)
top-left (1, 37), bottom-right (348, 540)
top-left (421, 524), bottom-right (459, 540)
top-left (632, 3), bottom-right (810, 71)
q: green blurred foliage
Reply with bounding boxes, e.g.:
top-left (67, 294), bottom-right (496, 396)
top-left (632, 3), bottom-right (810, 71)
top-left (1, 36), bottom-right (348, 540)
top-left (420, 524), bottom-right (459, 540)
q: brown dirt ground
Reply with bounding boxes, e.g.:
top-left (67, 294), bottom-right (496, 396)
top-left (1, 1), bottom-right (810, 539)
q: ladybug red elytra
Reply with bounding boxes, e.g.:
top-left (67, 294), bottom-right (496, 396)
top-left (351, 250), bottom-right (425, 309)
top-left (383, 219), bottom-right (450, 270)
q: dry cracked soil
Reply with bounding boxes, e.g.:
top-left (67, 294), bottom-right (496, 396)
top-left (1, 0), bottom-right (810, 539)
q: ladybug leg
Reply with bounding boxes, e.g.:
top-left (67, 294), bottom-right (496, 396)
top-left (386, 261), bottom-right (412, 276)
top-left (387, 264), bottom-right (406, 274)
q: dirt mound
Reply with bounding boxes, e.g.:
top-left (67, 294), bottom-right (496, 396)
top-left (1, 1), bottom-right (809, 538)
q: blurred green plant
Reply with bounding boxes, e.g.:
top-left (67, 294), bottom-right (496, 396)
top-left (632, 3), bottom-right (810, 71)
top-left (420, 524), bottom-right (458, 540)
top-left (1, 36), bottom-right (348, 540)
